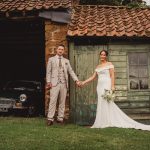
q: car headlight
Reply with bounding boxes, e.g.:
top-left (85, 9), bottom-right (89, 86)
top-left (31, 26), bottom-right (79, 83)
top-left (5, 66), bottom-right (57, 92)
top-left (19, 94), bottom-right (27, 102)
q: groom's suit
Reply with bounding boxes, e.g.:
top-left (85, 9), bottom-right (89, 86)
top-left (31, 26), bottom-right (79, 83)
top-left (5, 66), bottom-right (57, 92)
top-left (46, 55), bottom-right (78, 121)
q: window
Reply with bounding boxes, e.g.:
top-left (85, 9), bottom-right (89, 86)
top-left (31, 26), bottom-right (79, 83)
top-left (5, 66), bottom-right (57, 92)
top-left (128, 52), bottom-right (149, 90)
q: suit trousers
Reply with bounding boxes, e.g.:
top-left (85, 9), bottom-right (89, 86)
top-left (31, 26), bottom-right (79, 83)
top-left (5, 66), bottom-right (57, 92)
top-left (47, 83), bottom-right (67, 121)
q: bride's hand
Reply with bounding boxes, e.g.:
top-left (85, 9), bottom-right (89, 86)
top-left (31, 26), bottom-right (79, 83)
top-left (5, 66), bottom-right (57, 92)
top-left (80, 81), bottom-right (86, 87)
top-left (111, 87), bottom-right (115, 92)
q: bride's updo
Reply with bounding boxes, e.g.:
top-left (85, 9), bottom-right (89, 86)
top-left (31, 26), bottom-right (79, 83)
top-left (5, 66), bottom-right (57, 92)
top-left (99, 50), bottom-right (108, 56)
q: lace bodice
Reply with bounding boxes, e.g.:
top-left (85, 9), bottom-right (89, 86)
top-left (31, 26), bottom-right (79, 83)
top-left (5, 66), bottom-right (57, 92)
top-left (95, 65), bottom-right (114, 79)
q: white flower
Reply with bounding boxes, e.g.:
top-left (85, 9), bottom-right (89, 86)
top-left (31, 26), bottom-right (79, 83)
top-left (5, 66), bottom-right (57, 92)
top-left (101, 89), bottom-right (116, 102)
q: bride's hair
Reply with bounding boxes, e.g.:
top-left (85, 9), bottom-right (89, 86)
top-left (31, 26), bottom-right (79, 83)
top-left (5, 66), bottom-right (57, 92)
top-left (99, 50), bottom-right (108, 56)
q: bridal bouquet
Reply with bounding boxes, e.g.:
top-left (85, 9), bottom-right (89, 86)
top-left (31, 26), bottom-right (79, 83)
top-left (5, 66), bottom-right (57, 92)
top-left (101, 89), bottom-right (116, 102)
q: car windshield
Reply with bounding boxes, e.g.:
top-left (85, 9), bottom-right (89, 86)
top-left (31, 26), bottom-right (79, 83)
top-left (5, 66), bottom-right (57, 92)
top-left (4, 81), bottom-right (40, 91)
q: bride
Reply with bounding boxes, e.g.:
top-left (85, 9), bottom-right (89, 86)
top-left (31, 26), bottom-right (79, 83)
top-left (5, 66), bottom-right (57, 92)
top-left (81, 50), bottom-right (150, 131)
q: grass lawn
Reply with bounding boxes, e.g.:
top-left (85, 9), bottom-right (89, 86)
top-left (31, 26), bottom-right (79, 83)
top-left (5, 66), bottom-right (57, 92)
top-left (0, 117), bottom-right (150, 150)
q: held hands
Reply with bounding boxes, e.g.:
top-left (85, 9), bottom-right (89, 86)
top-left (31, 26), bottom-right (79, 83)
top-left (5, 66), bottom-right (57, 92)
top-left (76, 81), bottom-right (82, 87)
top-left (76, 81), bottom-right (86, 88)
top-left (80, 81), bottom-right (86, 87)
top-left (46, 81), bottom-right (87, 89)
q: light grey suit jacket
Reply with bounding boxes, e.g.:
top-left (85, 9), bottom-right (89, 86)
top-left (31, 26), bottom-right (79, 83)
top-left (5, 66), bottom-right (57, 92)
top-left (46, 55), bottom-right (78, 88)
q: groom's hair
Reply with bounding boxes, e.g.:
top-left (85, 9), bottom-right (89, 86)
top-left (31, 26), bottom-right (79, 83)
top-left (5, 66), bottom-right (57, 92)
top-left (57, 44), bottom-right (65, 49)
top-left (100, 50), bottom-right (108, 56)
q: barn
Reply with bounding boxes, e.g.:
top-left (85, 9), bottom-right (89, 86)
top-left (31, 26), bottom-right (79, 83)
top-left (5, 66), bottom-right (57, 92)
top-left (0, 0), bottom-right (72, 115)
top-left (68, 5), bottom-right (150, 125)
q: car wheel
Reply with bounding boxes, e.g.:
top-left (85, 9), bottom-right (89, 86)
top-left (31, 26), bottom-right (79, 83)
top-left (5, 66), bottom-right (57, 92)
top-left (28, 107), bottom-right (36, 117)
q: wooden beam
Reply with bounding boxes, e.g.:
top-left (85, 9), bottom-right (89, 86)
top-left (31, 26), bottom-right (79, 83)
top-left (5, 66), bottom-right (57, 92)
top-left (8, 16), bottom-right (38, 20)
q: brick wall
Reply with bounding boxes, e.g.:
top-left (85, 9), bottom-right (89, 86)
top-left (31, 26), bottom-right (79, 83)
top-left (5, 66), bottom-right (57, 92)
top-left (45, 21), bottom-right (68, 61)
top-left (45, 20), bottom-right (69, 119)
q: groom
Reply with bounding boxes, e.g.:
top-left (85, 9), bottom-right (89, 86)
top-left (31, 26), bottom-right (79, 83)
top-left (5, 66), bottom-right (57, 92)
top-left (46, 44), bottom-right (80, 126)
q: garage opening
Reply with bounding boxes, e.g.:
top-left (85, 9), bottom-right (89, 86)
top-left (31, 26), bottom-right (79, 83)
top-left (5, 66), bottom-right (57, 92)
top-left (0, 19), bottom-right (45, 115)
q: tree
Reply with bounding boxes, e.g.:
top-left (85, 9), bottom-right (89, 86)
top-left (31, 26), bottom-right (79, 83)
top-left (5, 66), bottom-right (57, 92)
top-left (122, 0), bottom-right (147, 8)
top-left (79, 0), bottom-right (122, 5)
top-left (79, 0), bottom-right (147, 7)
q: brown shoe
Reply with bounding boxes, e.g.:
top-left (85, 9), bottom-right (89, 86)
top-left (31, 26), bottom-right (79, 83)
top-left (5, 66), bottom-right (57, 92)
top-left (47, 120), bottom-right (53, 126)
top-left (56, 120), bottom-right (64, 125)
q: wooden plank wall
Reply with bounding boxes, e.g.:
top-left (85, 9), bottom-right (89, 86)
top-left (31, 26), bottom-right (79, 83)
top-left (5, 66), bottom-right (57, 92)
top-left (108, 43), bottom-right (150, 123)
top-left (69, 41), bottom-right (150, 125)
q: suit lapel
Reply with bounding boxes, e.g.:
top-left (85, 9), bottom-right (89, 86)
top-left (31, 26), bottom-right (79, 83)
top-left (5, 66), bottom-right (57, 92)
top-left (54, 55), bottom-right (66, 69)
top-left (62, 57), bottom-right (65, 68)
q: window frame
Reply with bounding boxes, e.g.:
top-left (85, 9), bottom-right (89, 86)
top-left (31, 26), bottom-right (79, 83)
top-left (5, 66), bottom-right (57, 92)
top-left (127, 51), bottom-right (150, 91)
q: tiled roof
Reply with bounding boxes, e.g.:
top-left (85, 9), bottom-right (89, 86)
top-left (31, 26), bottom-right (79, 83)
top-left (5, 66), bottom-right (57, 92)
top-left (68, 5), bottom-right (150, 37)
top-left (0, 0), bottom-right (71, 12)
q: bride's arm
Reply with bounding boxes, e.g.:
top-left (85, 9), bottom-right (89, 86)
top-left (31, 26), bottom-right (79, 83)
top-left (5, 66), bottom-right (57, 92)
top-left (109, 67), bottom-right (115, 91)
top-left (82, 72), bottom-right (97, 86)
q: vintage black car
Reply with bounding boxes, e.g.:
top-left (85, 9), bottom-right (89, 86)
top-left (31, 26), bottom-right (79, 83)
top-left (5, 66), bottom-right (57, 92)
top-left (0, 80), bottom-right (44, 116)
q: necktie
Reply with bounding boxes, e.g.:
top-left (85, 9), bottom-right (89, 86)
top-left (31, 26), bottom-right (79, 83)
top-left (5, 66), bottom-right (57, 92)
top-left (59, 57), bottom-right (62, 67)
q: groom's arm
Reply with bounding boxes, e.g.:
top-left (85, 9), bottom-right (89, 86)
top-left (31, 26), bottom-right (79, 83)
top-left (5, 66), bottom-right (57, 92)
top-left (67, 60), bottom-right (79, 82)
top-left (46, 58), bottom-right (52, 88)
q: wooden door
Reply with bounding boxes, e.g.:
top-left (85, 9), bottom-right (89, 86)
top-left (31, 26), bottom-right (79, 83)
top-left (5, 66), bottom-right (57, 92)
top-left (69, 44), bottom-right (107, 125)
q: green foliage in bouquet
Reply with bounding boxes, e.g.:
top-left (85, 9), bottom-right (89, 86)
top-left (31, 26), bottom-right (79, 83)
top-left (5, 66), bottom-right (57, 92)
top-left (102, 89), bottom-right (116, 102)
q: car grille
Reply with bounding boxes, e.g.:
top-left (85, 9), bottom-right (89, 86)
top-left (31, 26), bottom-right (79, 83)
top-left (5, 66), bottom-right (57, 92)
top-left (0, 98), bottom-right (15, 104)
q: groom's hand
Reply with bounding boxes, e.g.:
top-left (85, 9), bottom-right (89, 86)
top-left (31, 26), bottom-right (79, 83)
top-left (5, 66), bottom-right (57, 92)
top-left (46, 82), bottom-right (52, 89)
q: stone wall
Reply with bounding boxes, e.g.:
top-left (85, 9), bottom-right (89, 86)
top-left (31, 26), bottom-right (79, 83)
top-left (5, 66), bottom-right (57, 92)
top-left (45, 21), bottom-right (68, 61)
top-left (45, 20), bottom-right (69, 118)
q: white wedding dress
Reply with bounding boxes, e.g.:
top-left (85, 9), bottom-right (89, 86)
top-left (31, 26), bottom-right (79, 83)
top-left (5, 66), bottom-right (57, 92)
top-left (91, 65), bottom-right (150, 131)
